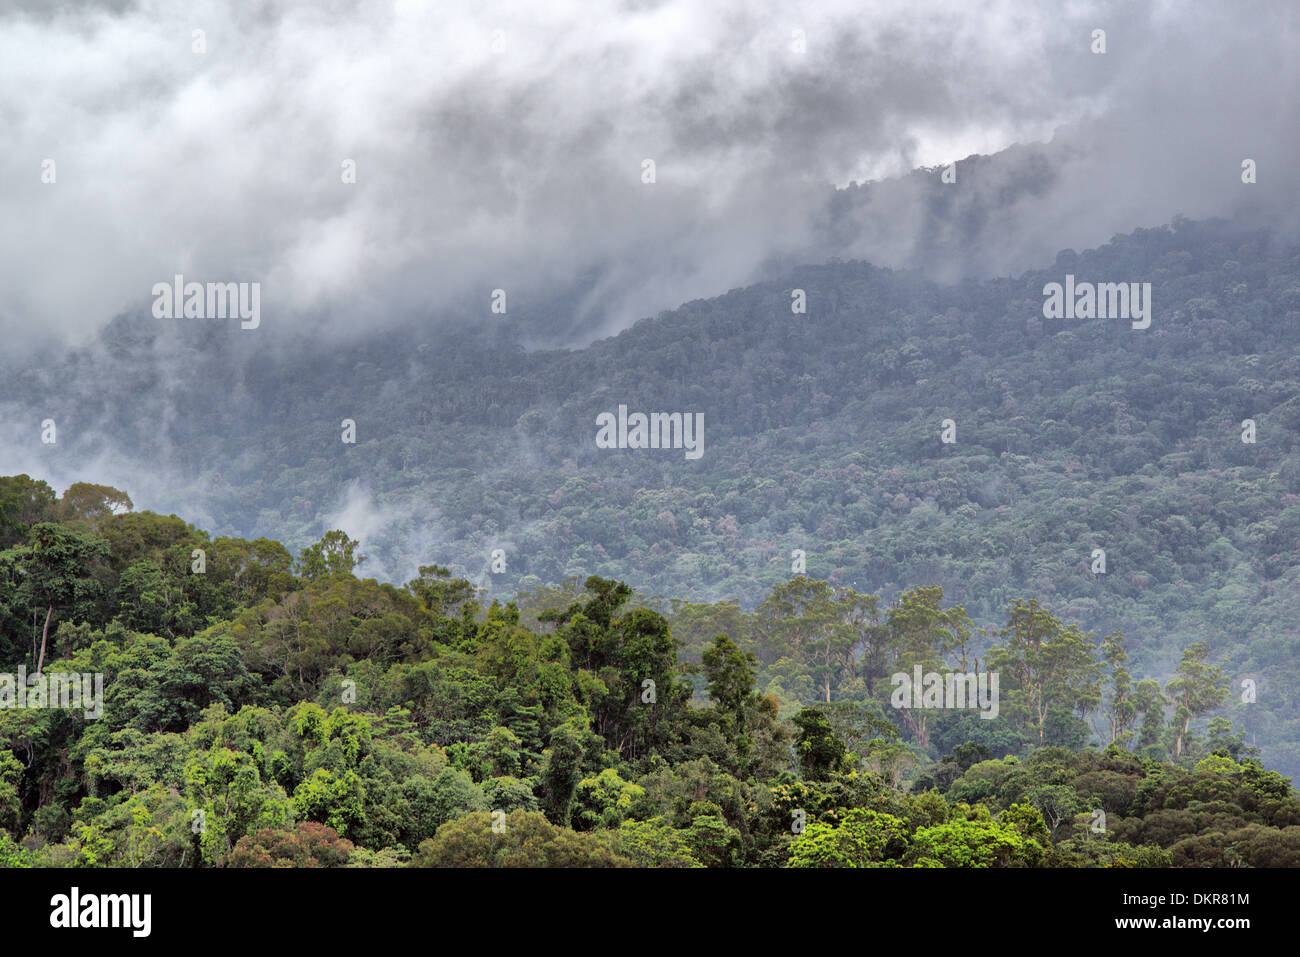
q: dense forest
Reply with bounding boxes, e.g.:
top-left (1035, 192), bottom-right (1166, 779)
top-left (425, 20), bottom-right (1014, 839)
top-left (0, 479), bottom-right (1295, 868)
top-left (8, 216), bottom-right (1300, 778)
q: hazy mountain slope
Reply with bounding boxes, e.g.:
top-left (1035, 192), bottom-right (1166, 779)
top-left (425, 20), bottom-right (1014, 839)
top-left (3, 215), bottom-right (1299, 772)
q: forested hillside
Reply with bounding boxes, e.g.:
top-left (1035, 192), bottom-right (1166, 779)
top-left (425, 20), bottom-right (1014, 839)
top-left (6, 216), bottom-right (1300, 777)
top-left (0, 483), bottom-right (1296, 868)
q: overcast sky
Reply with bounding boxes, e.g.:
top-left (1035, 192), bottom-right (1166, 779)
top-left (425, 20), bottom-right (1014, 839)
top-left (1, 0), bottom-right (1296, 348)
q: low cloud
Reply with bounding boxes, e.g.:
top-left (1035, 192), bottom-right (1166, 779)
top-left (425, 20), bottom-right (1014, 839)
top-left (4, 0), bottom-right (1291, 349)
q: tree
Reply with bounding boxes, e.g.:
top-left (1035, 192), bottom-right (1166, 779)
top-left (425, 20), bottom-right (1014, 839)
top-left (0, 831), bottom-right (33, 868)
top-left (468, 726), bottom-right (524, 779)
top-left (792, 707), bottom-right (848, 780)
top-left (410, 810), bottom-right (631, 867)
top-left (538, 717), bottom-right (591, 826)
top-left (545, 578), bottom-right (690, 760)
top-left (3, 523), bottom-right (108, 676)
top-left (618, 817), bottom-right (703, 867)
top-left (817, 701), bottom-right (905, 782)
top-left (1000, 803), bottom-right (1051, 845)
top-left (1024, 784), bottom-right (1081, 835)
top-left (880, 585), bottom-right (972, 747)
top-left (207, 536), bottom-right (296, 607)
top-left (297, 530), bottom-right (365, 581)
top-left (701, 633), bottom-right (756, 720)
top-left (1165, 642), bottom-right (1228, 758)
top-left (787, 809), bottom-right (910, 867)
top-left (756, 577), bottom-right (871, 704)
top-left (292, 768), bottom-right (366, 839)
top-left (406, 564), bottom-right (477, 616)
top-left (1099, 631), bottom-right (1136, 746)
top-left (835, 587), bottom-right (884, 685)
top-left (114, 560), bottom-right (199, 639)
top-left (987, 600), bottom-right (1101, 747)
top-left (394, 768), bottom-right (488, 848)
top-left (685, 801), bottom-right (743, 867)
top-left (908, 812), bottom-right (1041, 868)
top-left (1131, 678), bottom-right (1167, 753)
top-left (0, 750), bottom-right (22, 835)
top-left (0, 475), bottom-right (56, 548)
top-left (229, 822), bottom-right (354, 867)
top-left (573, 768), bottom-right (645, 830)
top-left (59, 483), bottom-right (133, 524)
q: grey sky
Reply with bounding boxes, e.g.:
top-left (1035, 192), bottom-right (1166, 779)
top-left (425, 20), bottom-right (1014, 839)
top-left (1, 0), bottom-right (1295, 347)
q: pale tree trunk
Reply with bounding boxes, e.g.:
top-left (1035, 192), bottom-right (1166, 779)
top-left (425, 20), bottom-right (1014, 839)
top-left (36, 605), bottom-right (52, 678)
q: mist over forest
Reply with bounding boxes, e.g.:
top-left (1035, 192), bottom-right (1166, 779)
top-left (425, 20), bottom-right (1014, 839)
top-left (1, 0), bottom-right (1298, 883)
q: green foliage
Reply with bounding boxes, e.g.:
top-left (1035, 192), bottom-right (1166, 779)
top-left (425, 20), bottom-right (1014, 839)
top-left (297, 530), bottom-right (366, 581)
top-left (410, 810), bottom-right (631, 867)
top-left (0, 830), bottom-right (34, 868)
top-left (573, 768), bottom-right (645, 830)
top-left (701, 633), bottom-right (756, 719)
top-left (0, 481), bottom-right (1294, 868)
top-left (617, 817), bottom-right (703, 867)
top-left (792, 708), bottom-right (849, 780)
top-left (908, 813), bottom-right (1042, 868)
top-left (788, 809), bottom-right (910, 867)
